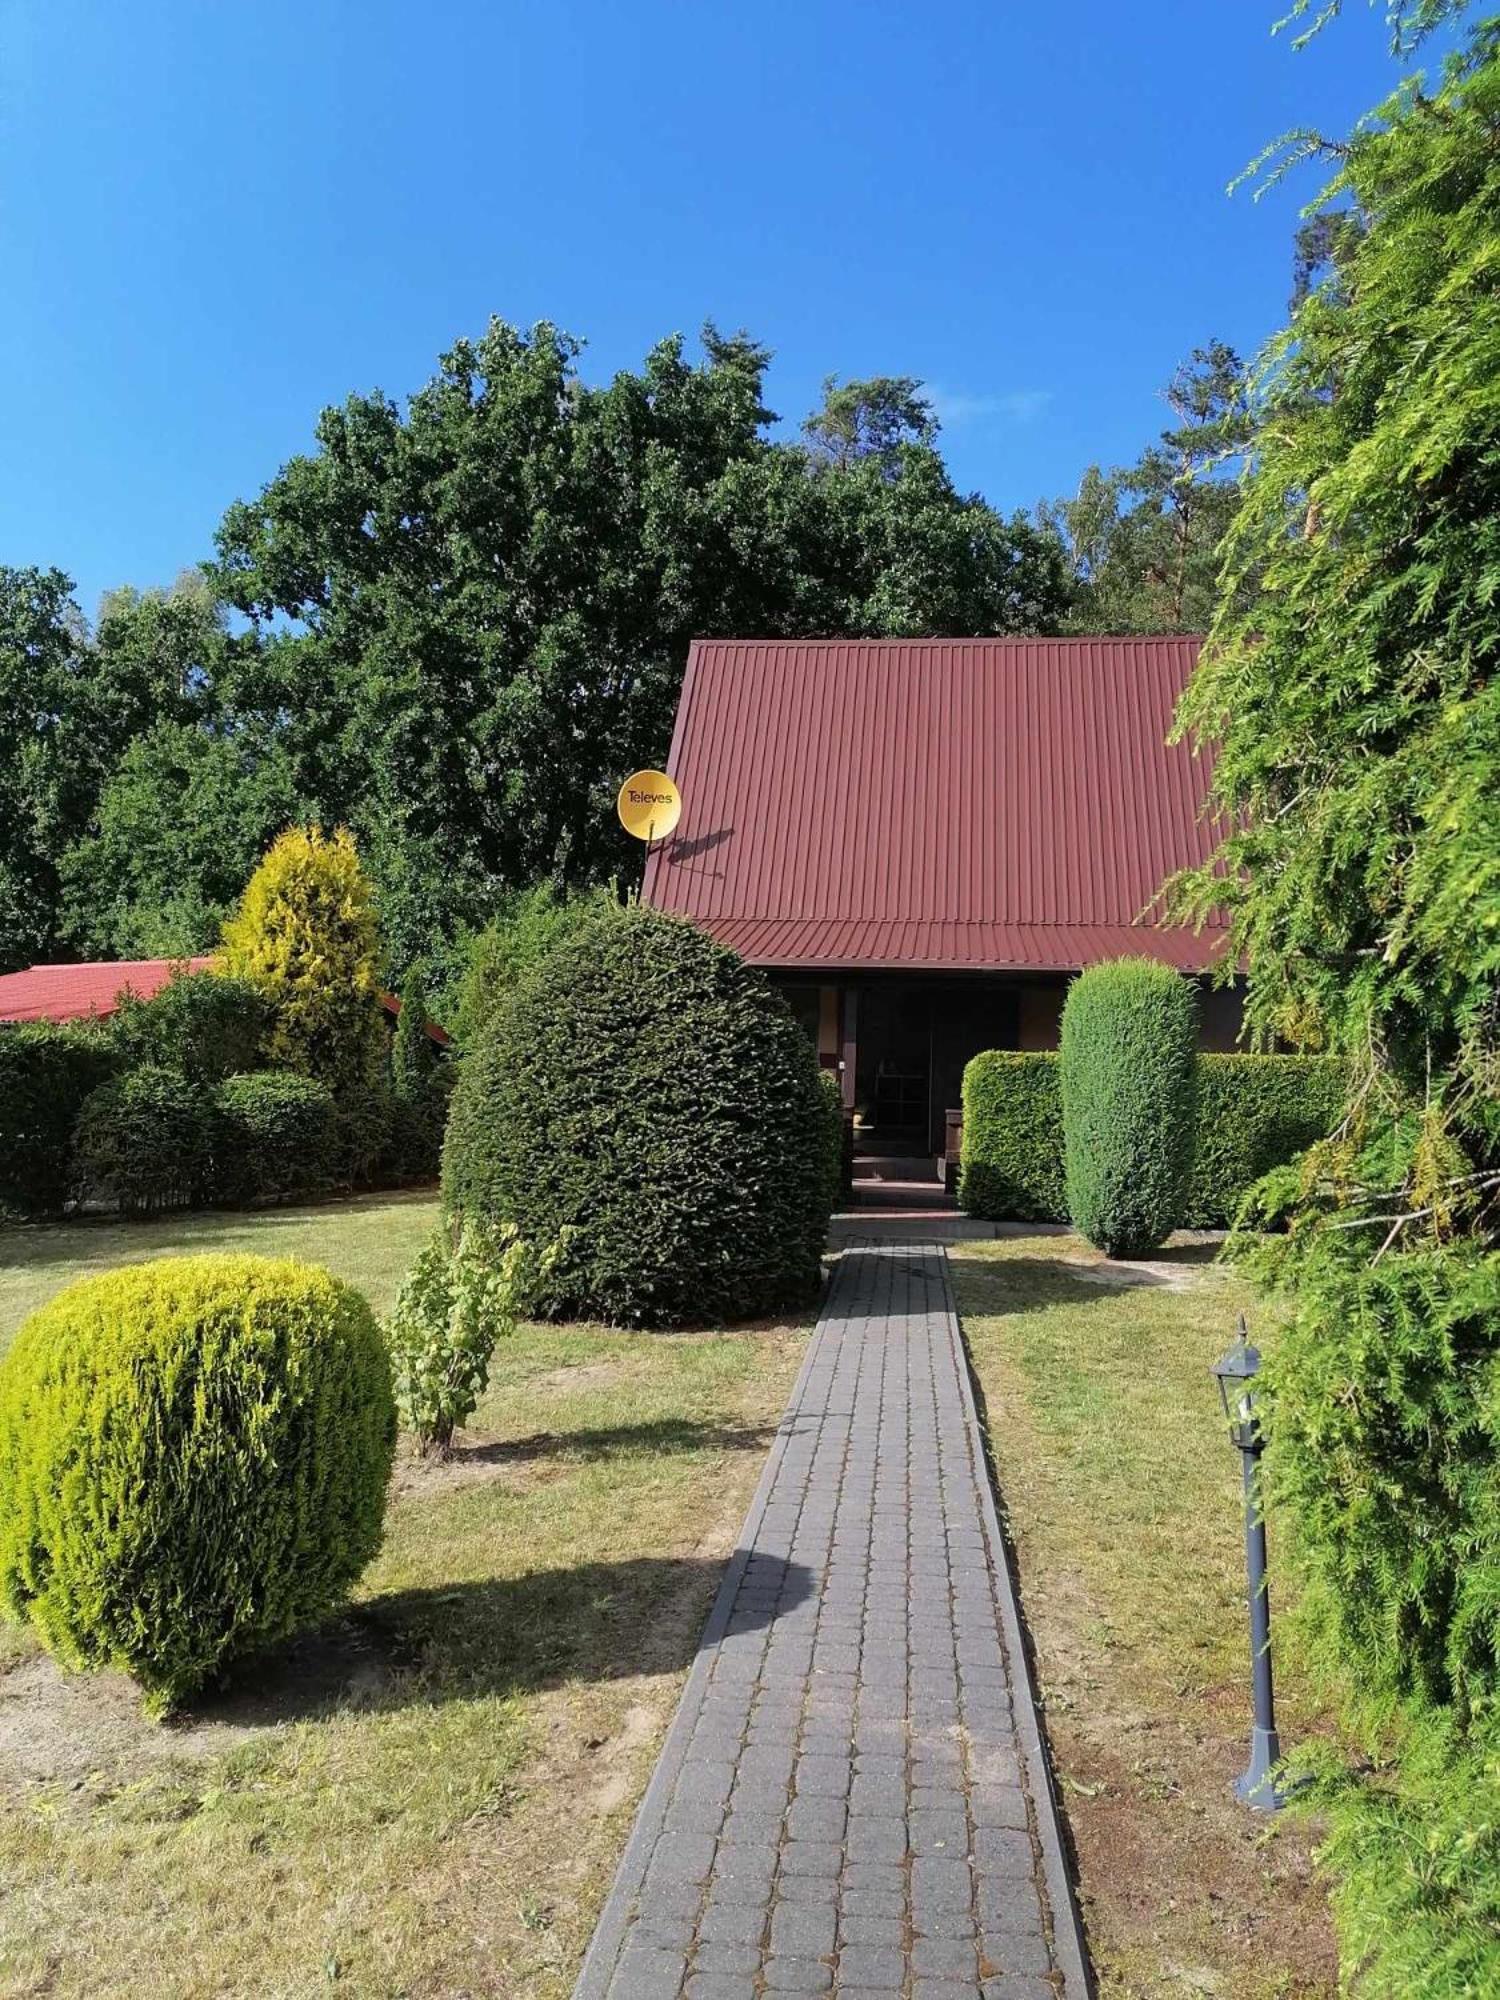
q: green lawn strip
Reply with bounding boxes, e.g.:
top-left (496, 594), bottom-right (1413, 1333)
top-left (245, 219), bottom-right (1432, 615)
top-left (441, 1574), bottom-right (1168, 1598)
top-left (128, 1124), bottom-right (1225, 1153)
top-left (950, 1233), bottom-right (1338, 2000)
top-left (0, 1190), bottom-right (441, 1354)
top-left (0, 1200), bottom-right (809, 1998)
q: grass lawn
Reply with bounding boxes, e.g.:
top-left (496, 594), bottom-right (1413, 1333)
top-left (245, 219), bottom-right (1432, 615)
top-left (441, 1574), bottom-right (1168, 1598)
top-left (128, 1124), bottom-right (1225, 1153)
top-left (951, 1230), bottom-right (1337, 2000)
top-left (0, 1197), bottom-right (810, 1998)
top-left (0, 1190), bottom-right (442, 1357)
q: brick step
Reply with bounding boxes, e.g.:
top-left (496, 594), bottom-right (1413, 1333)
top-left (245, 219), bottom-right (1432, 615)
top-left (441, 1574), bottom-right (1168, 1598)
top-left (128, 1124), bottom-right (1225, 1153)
top-left (849, 1177), bottom-right (956, 1210)
top-left (852, 1154), bottom-right (941, 1184)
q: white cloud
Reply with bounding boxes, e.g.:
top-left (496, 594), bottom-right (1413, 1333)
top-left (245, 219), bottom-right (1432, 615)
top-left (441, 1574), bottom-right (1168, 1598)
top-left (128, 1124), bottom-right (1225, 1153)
top-left (926, 386), bottom-right (1054, 429)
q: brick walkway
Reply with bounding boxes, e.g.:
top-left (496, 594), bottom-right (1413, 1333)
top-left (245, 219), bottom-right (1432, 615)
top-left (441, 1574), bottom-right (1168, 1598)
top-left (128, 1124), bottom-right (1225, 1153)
top-left (573, 1244), bottom-right (1088, 2000)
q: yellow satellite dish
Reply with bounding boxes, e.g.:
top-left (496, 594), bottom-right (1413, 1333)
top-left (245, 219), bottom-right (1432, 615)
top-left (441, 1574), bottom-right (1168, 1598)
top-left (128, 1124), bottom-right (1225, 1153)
top-left (617, 769), bottom-right (682, 843)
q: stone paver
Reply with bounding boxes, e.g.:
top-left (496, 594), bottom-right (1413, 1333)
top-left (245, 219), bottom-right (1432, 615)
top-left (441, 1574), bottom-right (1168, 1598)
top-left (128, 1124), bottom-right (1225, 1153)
top-left (573, 1244), bottom-right (1088, 1999)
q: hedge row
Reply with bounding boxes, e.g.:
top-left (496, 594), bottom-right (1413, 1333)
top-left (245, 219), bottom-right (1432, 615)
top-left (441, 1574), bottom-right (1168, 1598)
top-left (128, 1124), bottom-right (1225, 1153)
top-left (960, 1049), bottom-right (1345, 1229)
top-left (957, 1051), bottom-right (1066, 1222)
top-left (0, 1024), bottom-right (120, 1218)
top-left (1, 974), bottom-right (449, 1217)
top-left (68, 1067), bottom-right (447, 1215)
top-left (1191, 1053), bottom-right (1348, 1228)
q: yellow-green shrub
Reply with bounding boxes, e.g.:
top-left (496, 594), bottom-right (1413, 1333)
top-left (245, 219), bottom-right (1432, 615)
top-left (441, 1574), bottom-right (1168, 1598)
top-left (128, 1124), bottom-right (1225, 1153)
top-left (219, 826), bottom-right (388, 1093)
top-left (0, 1255), bottom-right (395, 1712)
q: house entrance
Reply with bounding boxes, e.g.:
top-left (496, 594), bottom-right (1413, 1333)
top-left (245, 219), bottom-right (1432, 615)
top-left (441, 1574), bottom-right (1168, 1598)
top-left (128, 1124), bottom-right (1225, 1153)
top-left (852, 980), bottom-right (1019, 1157)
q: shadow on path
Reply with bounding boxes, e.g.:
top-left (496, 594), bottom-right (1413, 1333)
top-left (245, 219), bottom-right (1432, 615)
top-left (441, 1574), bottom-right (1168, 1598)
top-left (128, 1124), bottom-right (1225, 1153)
top-left (173, 1556), bottom-right (815, 1735)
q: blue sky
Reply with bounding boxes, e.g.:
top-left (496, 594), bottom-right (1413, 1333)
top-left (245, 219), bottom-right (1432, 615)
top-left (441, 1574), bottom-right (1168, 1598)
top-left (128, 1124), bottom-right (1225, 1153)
top-left (1, 0), bottom-right (1422, 619)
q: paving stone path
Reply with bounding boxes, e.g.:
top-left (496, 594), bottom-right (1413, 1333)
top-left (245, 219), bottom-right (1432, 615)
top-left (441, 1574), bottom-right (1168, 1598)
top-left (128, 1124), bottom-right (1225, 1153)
top-left (573, 1243), bottom-right (1089, 2000)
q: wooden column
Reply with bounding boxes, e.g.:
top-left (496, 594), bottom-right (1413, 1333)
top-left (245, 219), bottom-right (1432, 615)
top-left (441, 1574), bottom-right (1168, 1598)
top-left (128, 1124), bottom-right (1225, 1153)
top-left (839, 985), bottom-right (859, 1111)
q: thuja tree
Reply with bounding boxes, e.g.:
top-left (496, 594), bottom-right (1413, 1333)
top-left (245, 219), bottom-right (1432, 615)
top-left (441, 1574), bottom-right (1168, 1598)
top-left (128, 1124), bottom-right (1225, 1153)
top-left (1170, 15), bottom-right (1500, 1990)
top-left (220, 827), bottom-right (389, 1094)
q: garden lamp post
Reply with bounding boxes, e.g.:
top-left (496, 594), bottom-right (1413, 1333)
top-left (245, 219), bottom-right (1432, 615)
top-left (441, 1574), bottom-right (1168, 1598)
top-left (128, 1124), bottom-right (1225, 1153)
top-left (1212, 1315), bottom-right (1288, 1812)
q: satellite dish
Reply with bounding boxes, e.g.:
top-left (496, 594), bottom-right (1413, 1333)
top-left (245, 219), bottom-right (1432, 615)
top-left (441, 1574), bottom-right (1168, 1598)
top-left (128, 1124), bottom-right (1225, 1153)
top-left (617, 769), bottom-right (682, 844)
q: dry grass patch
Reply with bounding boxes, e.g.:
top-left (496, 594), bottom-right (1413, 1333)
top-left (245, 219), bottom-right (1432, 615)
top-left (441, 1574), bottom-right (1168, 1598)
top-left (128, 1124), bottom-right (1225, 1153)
top-left (951, 1230), bottom-right (1336, 2000)
top-left (0, 1200), bottom-right (811, 1998)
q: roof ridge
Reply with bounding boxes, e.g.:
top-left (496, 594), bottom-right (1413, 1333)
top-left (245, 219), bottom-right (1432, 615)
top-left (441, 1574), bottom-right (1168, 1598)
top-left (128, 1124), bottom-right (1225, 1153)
top-left (688, 633), bottom-right (1206, 648)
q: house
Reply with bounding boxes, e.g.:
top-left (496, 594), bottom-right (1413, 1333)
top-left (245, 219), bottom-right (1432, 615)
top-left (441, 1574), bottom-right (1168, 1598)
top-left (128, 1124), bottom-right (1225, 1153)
top-left (642, 635), bottom-right (1234, 1176)
top-left (0, 958), bottom-right (450, 1045)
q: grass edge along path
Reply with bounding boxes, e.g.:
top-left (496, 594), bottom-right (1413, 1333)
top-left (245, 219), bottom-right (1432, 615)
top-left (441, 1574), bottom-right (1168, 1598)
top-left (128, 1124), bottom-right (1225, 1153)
top-left (950, 1231), bottom-right (1337, 2000)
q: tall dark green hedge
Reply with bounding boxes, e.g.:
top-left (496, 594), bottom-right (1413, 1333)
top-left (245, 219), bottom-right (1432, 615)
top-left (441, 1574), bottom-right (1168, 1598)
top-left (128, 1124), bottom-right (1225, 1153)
top-left (109, 971), bottom-right (269, 1085)
top-left (1187, 1053), bottom-right (1347, 1228)
top-left (1059, 959), bottom-right (1198, 1256)
top-left (72, 1065), bottom-right (214, 1215)
top-left (815, 1068), bottom-right (848, 1214)
top-left (959, 1052), bottom-right (1066, 1222)
top-left (959, 1045), bottom-right (1346, 1232)
top-left (0, 1022), bottom-right (118, 1217)
top-left (208, 1071), bottom-right (339, 1204)
top-left (443, 905), bottom-right (832, 1326)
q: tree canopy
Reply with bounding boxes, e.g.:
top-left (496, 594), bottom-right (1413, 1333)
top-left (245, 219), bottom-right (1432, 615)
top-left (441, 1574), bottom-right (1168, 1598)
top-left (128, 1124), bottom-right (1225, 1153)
top-left (207, 323), bottom-right (1071, 969)
top-left (1044, 342), bottom-right (1251, 635)
top-left (0, 321), bottom-right (1081, 980)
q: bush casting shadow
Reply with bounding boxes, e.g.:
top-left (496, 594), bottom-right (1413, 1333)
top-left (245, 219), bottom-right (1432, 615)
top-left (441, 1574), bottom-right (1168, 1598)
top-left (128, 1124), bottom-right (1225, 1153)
top-left (952, 1254), bottom-right (1184, 1311)
top-left (443, 1416), bottom-right (782, 1468)
top-left (173, 1556), bottom-right (816, 1732)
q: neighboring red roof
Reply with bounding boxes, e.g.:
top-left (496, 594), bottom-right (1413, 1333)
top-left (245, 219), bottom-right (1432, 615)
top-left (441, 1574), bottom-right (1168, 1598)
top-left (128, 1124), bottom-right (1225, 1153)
top-left (642, 636), bottom-right (1226, 973)
top-left (382, 990), bottom-right (451, 1048)
top-left (0, 958), bottom-right (450, 1045)
top-left (0, 958), bottom-right (212, 1023)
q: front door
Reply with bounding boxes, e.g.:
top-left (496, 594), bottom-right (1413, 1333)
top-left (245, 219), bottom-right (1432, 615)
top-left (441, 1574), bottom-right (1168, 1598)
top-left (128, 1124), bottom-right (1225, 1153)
top-left (854, 984), bottom-right (931, 1151)
top-left (850, 980), bottom-right (1021, 1155)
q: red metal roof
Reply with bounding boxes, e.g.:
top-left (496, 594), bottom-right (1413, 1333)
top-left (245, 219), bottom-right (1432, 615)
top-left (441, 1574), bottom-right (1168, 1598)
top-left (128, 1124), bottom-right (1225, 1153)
top-left (642, 636), bottom-right (1226, 973)
top-left (0, 958), bottom-right (213, 1023)
top-left (0, 958), bottom-right (450, 1044)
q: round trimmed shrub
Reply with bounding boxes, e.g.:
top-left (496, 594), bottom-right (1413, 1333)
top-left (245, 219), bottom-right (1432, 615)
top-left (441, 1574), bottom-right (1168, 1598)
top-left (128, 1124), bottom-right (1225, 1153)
top-left (1060, 957), bottom-right (1198, 1257)
top-left (71, 1064), bottom-right (213, 1214)
top-left (442, 904), bottom-right (832, 1326)
top-left (0, 1255), bottom-right (395, 1712)
top-left (209, 1070), bottom-right (338, 1203)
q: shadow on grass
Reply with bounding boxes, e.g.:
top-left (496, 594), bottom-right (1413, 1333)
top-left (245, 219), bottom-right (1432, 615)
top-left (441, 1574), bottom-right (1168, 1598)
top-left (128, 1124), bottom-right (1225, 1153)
top-left (177, 1555), bottom-right (815, 1733)
top-left (955, 1244), bottom-right (1221, 1313)
top-left (952, 1254), bottom-right (1151, 1307)
top-left (446, 1416), bottom-right (782, 1467)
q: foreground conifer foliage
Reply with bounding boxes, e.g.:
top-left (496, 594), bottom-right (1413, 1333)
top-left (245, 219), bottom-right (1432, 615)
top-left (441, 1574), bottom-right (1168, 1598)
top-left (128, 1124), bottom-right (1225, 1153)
top-left (1172, 16), bottom-right (1500, 1990)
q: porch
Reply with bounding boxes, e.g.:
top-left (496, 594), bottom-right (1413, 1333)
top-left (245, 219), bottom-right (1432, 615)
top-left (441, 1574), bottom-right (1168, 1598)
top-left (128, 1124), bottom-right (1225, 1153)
top-left (776, 973), bottom-right (1064, 1205)
top-left (776, 970), bottom-right (1244, 1206)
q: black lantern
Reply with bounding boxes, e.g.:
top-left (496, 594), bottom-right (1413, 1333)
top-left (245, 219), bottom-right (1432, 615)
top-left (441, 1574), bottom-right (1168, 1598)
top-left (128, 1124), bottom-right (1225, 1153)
top-left (1211, 1314), bottom-right (1288, 1811)
top-left (1211, 1315), bottom-right (1262, 1451)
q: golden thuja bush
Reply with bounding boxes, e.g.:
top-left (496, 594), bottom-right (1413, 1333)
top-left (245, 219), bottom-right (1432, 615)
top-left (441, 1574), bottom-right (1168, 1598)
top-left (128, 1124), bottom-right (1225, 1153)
top-left (220, 825), bottom-right (388, 1094)
top-left (0, 1255), bottom-right (395, 1713)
